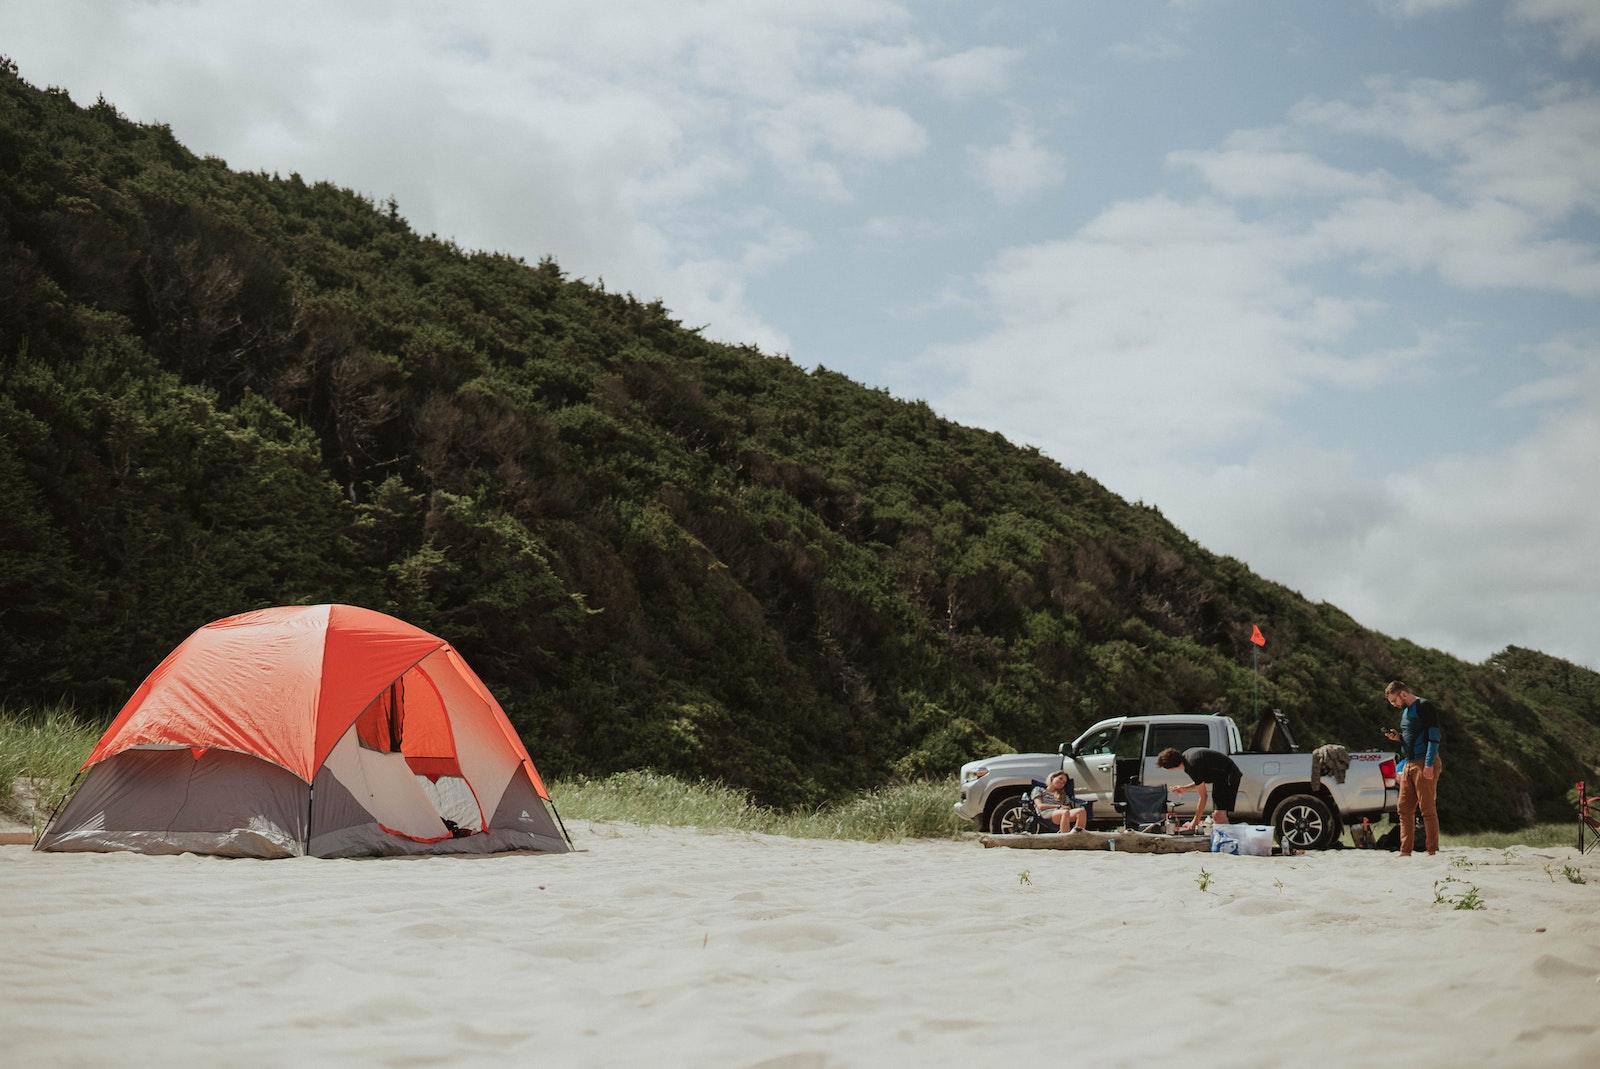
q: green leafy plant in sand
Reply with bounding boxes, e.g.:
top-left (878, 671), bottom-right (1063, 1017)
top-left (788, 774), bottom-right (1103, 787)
top-left (1544, 862), bottom-right (1586, 885)
top-left (1433, 876), bottom-right (1485, 910)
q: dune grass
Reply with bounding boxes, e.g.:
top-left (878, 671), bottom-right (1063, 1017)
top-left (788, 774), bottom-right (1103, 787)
top-left (1437, 824), bottom-right (1584, 850)
top-left (0, 703), bottom-right (104, 831)
top-left (549, 770), bottom-right (971, 842)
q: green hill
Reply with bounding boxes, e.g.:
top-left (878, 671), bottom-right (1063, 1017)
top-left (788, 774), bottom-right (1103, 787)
top-left (2, 60), bottom-right (1596, 824)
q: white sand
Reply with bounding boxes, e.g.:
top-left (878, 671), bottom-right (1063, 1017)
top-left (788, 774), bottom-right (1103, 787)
top-left (2, 824), bottom-right (1597, 1068)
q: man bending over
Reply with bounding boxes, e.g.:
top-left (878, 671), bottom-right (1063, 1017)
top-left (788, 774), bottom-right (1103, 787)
top-left (1156, 747), bottom-right (1244, 829)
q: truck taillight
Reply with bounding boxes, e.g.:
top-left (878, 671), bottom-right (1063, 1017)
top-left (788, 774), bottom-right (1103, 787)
top-left (1379, 758), bottom-right (1397, 789)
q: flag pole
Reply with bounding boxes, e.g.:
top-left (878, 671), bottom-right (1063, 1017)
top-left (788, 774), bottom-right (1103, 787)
top-left (1249, 624), bottom-right (1265, 727)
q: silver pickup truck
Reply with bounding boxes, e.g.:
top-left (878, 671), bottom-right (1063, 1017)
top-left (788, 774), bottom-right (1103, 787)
top-left (954, 711), bottom-right (1398, 850)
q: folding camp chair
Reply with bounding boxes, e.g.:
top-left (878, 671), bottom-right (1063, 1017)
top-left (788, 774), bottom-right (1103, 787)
top-left (1014, 779), bottom-right (1096, 834)
top-left (1121, 783), bottom-right (1170, 833)
top-left (1016, 782), bottom-right (1058, 835)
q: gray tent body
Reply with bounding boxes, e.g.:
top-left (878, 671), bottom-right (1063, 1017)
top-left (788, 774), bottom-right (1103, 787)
top-left (39, 731), bottom-right (567, 858)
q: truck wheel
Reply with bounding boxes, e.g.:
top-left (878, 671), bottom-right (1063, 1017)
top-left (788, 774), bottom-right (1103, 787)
top-left (988, 794), bottom-right (1033, 835)
top-left (1272, 794), bottom-right (1336, 851)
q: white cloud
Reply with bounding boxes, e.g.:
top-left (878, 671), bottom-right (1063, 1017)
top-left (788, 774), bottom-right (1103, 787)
top-left (754, 90), bottom-right (929, 194)
top-left (1371, 0), bottom-right (1475, 18)
top-left (1272, 79), bottom-right (1600, 294)
top-left (1171, 145), bottom-right (1391, 200)
top-left (1311, 192), bottom-right (1600, 294)
top-left (923, 196), bottom-right (1367, 479)
top-left (926, 45), bottom-right (1023, 98)
top-left (1512, 0), bottom-right (1600, 57)
top-left (846, 38), bottom-right (932, 86)
top-left (1450, 85), bottom-right (1600, 219)
top-left (1296, 78), bottom-right (1600, 220)
top-left (1293, 77), bottom-right (1499, 158)
top-left (859, 214), bottom-right (944, 246)
top-left (969, 127), bottom-right (1067, 204)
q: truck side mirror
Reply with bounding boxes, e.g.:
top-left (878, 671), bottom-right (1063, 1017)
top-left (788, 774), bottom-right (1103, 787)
top-left (1058, 742), bottom-right (1076, 758)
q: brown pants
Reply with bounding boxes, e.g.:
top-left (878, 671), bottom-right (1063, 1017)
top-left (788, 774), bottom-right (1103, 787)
top-left (1397, 756), bottom-right (1441, 856)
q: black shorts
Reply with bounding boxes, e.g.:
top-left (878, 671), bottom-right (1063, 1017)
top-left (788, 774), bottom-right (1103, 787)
top-left (1211, 771), bottom-right (1242, 811)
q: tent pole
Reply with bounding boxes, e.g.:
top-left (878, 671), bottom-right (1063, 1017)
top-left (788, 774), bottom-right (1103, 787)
top-left (32, 769), bottom-right (84, 850)
top-left (548, 798), bottom-right (573, 848)
top-left (305, 782), bottom-right (314, 857)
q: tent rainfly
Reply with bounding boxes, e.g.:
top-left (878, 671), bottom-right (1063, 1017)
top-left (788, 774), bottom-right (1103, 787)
top-left (37, 604), bottom-right (569, 858)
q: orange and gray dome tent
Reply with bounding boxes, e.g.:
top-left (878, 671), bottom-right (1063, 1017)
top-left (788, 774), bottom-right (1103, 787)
top-left (37, 605), bottom-right (570, 858)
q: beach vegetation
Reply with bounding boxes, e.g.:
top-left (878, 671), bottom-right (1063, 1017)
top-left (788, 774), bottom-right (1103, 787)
top-left (0, 64), bottom-right (1596, 830)
top-left (1433, 876), bottom-right (1486, 910)
top-left (1544, 862), bottom-right (1586, 885)
top-left (550, 770), bottom-right (970, 842)
top-left (1436, 825), bottom-right (1581, 850)
top-left (0, 703), bottom-right (104, 831)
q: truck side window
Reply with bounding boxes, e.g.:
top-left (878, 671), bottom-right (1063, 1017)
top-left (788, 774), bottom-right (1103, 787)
top-left (1147, 724), bottom-right (1211, 755)
top-left (1076, 726), bottom-right (1120, 756)
top-left (1113, 726), bottom-right (1145, 761)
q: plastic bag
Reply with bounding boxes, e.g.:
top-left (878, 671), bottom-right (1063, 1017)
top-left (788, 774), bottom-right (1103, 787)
top-left (1210, 823), bottom-right (1274, 856)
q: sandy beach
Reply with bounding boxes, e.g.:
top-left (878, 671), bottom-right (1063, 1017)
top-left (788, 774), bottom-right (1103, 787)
top-left (2, 822), bottom-right (1596, 1068)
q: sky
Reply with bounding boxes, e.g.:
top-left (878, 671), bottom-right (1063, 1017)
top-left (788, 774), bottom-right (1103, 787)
top-left (3, 0), bottom-right (1598, 671)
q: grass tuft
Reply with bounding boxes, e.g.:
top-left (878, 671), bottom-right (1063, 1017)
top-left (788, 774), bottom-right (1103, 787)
top-left (0, 703), bottom-right (105, 831)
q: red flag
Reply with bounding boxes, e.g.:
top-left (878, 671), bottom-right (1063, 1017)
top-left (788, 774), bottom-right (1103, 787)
top-left (1251, 624), bottom-right (1266, 647)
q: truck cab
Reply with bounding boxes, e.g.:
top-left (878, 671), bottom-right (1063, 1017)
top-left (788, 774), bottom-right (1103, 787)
top-left (1065, 712), bottom-right (1290, 820)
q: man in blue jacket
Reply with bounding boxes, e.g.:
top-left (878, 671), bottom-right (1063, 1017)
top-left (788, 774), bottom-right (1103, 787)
top-left (1383, 680), bottom-right (1442, 856)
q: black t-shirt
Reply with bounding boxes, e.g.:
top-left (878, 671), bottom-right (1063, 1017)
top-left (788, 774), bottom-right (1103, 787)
top-left (1181, 747), bottom-right (1241, 785)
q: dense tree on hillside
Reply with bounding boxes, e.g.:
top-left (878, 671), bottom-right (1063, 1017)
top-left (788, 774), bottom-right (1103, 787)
top-left (2, 60), bottom-right (1596, 821)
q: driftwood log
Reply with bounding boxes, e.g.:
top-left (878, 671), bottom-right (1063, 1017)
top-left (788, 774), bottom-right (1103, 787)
top-left (979, 829), bottom-right (1212, 853)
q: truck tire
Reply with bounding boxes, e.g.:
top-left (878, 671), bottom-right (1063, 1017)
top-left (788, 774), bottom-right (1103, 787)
top-left (988, 793), bottom-right (1033, 835)
top-left (1272, 794), bottom-right (1337, 851)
